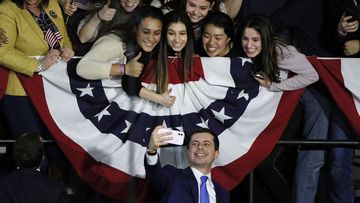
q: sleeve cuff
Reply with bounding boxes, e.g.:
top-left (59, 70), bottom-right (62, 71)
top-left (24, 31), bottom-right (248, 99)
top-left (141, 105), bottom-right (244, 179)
top-left (145, 152), bottom-right (158, 166)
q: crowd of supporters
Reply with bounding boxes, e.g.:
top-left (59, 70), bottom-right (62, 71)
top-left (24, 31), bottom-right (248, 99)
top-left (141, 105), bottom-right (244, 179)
top-left (0, 0), bottom-right (359, 202)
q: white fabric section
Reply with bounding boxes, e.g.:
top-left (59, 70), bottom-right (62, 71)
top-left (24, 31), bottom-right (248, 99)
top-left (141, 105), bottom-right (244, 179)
top-left (341, 58), bottom-right (360, 116)
top-left (200, 57), bottom-right (235, 87)
top-left (145, 152), bottom-right (158, 165)
top-left (42, 62), bottom-right (123, 161)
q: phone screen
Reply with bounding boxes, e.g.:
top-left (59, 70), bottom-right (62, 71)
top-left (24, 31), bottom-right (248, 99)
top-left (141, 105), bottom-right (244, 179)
top-left (251, 72), bottom-right (265, 80)
top-left (345, 8), bottom-right (357, 22)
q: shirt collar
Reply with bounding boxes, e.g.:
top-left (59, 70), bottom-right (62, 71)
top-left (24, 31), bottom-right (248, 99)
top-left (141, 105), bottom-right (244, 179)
top-left (191, 167), bottom-right (213, 185)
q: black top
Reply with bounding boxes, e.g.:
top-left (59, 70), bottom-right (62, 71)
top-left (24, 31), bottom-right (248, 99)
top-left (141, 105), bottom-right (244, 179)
top-left (0, 168), bottom-right (69, 203)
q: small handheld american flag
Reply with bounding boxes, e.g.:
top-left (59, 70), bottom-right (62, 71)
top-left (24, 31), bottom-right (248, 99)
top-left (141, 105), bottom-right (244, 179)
top-left (44, 28), bottom-right (63, 50)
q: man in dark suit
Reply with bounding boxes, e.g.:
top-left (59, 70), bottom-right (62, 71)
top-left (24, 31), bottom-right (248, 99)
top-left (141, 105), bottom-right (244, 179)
top-left (145, 126), bottom-right (230, 203)
top-left (0, 132), bottom-right (69, 203)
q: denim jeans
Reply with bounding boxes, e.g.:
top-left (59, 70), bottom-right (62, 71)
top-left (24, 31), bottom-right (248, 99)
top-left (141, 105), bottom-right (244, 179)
top-left (328, 107), bottom-right (354, 203)
top-left (293, 88), bottom-right (354, 203)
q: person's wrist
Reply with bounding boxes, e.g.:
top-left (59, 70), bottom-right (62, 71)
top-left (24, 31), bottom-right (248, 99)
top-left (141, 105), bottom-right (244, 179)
top-left (265, 80), bottom-right (272, 88)
top-left (119, 64), bottom-right (125, 76)
top-left (36, 60), bottom-right (43, 72)
top-left (337, 25), bottom-right (347, 37)
top-left (96, 11), bottom-right (103, 21)
top-left (147, 148), bottom-right (157, 156)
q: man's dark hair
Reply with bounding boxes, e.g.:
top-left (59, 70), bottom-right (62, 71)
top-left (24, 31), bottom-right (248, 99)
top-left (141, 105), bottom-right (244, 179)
top-left (187, 128), bottom-right (219, 150)
top-left (13, 132), bottom-right (44, 169)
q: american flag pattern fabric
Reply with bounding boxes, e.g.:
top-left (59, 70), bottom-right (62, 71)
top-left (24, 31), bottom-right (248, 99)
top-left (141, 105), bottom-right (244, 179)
top-left (14, 56), bottom-right (305, 200)
top-left (44, 28), bottom-right (63, 50)
top-left (10, 57), bottom-right (359, 200)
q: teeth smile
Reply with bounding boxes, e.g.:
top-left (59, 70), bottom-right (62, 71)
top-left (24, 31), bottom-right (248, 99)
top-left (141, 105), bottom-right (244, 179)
top-left (207, 47), bottom-right (216, 52)
top-left (195, 153), bottom-right (205, 157)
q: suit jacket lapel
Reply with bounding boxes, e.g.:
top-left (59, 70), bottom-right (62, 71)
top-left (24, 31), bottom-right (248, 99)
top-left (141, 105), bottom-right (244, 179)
top-left (19, 8), bottom-right (47, 47)
top-left (213, 181), bottom-right (224, 203)
top-left (184, 167), bottom-right (198, 203)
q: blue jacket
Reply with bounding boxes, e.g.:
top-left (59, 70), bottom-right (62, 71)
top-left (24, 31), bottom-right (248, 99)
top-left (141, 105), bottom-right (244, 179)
top-left (145, 156), bottom-right (230, 203)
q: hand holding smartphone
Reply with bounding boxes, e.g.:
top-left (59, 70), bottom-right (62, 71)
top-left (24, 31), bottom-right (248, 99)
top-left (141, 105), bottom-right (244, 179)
top-left (157, 128), bottom-right (185, 145)
top-left (345, 7), bottom-right (358, 23)
top-left (251, 71), bottom-right (266, 80)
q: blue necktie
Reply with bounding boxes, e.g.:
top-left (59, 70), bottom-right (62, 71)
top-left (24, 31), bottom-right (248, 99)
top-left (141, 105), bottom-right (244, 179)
top-left (200, 176), bottom-right (210, 203)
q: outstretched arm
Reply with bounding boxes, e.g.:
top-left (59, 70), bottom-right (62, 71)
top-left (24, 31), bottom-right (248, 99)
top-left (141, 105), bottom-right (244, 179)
top-left (77, 0), bottom-right (116, 43)
top-left (223, 0), bottom-right (243, 19)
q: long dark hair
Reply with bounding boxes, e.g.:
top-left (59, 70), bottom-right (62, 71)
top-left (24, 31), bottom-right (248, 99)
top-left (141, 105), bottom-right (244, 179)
top-left (239, 14), bottom-right (288, 82)
top-left (155, 10), bottom-right (195, 94)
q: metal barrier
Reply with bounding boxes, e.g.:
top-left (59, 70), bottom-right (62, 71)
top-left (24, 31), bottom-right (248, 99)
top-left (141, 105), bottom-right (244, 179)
top-left (1, 139), bottom-right (359, 203)
top-left (0, 139), bottom-right (54, 154)
top-left (0, 139), bottom-right (54, 144)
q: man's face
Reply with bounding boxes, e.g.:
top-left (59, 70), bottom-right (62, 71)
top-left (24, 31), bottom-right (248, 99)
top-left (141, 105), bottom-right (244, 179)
top-left (187, 132), bottom-right (219, 170)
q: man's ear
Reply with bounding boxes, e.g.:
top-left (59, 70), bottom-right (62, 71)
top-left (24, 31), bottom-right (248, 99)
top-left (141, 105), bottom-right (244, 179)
top-left (226, 37), bottom-right (231, 45)
top-left (215, 150), bottom-right (219, 159)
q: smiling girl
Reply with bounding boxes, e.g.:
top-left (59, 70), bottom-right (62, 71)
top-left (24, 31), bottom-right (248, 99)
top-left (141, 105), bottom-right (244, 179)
top-left (77, 6), bottom-right (176, 107)
top-left (154, 11), bottom-right (196, 93)
top-left (239, 14), bottom-right (319, 91)
top-left (198, 11), bottom-right (240, 57)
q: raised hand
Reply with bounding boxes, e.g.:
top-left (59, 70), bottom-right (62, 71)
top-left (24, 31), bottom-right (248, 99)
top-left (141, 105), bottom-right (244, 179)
top-left (157, 88), bottom-right (176, 107)
top-left (97, 0), bottom-right (116, 21)
top-left (338, 13), bottom-right (359, 35)
top-left (59, 0), bottom-right (78, 16)
top-left (147, 126), bottom-right (172, 153)
top-left (125, 52), bottom-right (143, 77)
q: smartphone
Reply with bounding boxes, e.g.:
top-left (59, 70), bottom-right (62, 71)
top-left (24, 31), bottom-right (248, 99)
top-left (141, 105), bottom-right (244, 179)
top-left (158, 128), bottom-right (185, 145)
top-left (251, 72), bottom-right (266, 80)
top-left (345, 8), bottom-right (357, 22)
